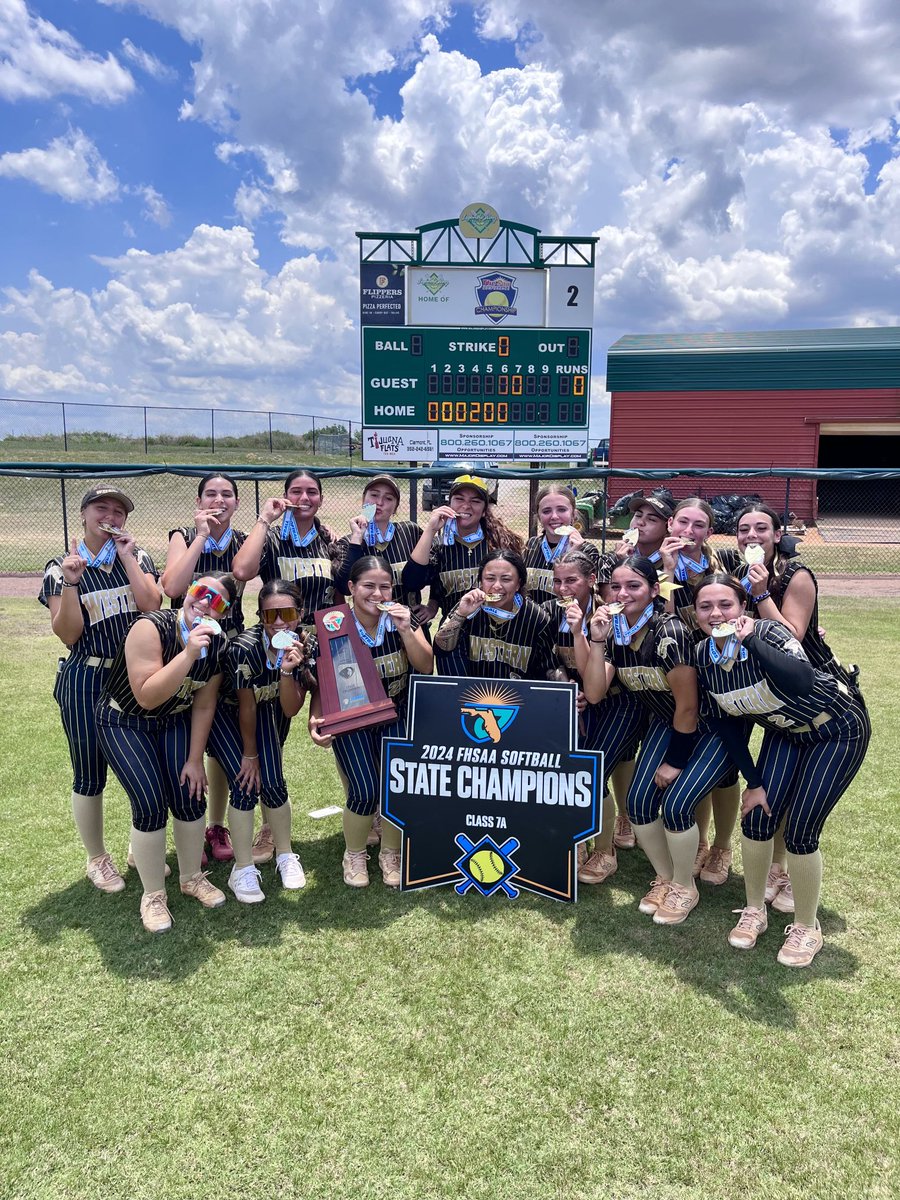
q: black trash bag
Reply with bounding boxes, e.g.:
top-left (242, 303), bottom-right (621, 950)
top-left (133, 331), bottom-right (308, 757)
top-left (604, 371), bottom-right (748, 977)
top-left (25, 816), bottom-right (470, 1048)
top-left (609, 488), bottom-right (643, 516)
top-left (707, 494), bottom-right (736, 533)
top-left (725, 492), bottom-right (764, 512)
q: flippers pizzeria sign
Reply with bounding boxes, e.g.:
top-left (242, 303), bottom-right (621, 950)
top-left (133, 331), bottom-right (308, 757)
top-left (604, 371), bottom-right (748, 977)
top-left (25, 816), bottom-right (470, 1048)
top-left (381, 677), bottom-right (603, 902)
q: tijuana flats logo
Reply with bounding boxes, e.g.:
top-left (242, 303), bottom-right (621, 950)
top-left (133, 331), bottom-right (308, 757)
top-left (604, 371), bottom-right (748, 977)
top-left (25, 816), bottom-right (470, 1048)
top-left (367, 432), bottom-right (404, 453)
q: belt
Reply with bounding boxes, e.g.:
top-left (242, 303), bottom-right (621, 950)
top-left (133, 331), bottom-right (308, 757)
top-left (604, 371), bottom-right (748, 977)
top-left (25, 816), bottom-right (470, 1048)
top-left (84, 657), bottom-right (114, 669)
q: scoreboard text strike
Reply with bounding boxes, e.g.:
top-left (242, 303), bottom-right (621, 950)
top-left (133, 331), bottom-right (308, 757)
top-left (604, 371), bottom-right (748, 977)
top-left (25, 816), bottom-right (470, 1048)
top-left (363, 327), bottom-right (591, 428)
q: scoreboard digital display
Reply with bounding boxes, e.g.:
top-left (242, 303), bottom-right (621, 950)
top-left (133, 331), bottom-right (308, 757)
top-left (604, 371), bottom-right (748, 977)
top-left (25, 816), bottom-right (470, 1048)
top-left (362, 327), bottom-right (591, 428)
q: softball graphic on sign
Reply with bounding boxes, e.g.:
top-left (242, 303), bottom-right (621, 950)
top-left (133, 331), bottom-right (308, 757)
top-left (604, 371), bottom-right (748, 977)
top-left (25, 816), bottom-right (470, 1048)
top-left (454, 834), bottom-right (520, 898)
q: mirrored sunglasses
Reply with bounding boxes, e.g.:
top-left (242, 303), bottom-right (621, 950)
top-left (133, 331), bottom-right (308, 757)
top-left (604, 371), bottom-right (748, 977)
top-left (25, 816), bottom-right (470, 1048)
top-left (186, 582), bottom-right (230, 614)
top-left (260, 606), bottom-right (299, 625)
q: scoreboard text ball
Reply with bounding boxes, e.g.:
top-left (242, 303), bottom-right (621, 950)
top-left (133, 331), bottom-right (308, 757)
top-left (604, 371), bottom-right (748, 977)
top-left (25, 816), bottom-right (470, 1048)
top-left (363, 326), bottom-right (591, 428)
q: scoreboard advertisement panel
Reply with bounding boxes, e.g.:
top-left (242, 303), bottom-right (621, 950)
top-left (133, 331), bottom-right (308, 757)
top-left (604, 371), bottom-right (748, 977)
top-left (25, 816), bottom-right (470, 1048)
top-left (358, 209), bottom-right (596, 461)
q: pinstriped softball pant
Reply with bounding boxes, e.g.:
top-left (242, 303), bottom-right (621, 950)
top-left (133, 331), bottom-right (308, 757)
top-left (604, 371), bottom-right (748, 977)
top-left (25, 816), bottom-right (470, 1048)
top-left (54, 657), bottom-right (109, 796)
top-left (742, 705), bottom-right (871, 854)
top-left (627, 717), bottom-right (732, 831)
top-left (333, 713), bottom-right (406, 816)
top-left (96, 706), bottom-right (206, 832)
top-left (581, 692), bottom-right (646, 788)
top-left (206, 703), bottom-right (289, 811)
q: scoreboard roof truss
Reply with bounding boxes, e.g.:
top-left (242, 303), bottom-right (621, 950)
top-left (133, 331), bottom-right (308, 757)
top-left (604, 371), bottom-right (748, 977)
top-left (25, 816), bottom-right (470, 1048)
top-left (356, 216), bottom-right (597, 269)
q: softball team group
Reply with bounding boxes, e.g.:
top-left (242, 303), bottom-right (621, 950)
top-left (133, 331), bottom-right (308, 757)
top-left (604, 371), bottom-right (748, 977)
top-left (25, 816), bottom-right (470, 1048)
top-left (41, 471), bottom-right (869, 966)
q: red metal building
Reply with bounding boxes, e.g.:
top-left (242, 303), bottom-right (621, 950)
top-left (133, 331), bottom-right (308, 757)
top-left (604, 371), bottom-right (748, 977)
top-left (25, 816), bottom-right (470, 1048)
top-left (606, 328), bottom-right (900, 520)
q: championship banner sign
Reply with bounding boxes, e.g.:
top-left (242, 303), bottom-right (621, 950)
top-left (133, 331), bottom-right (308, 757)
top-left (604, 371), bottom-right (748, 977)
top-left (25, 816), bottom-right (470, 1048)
top-left (381, 677), bottom-right (603, 903)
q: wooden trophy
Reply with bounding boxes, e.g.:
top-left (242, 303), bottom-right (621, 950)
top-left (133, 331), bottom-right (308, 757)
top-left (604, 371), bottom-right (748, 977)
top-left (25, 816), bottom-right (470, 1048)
top-left (314, 604), bottom-right (397, 736)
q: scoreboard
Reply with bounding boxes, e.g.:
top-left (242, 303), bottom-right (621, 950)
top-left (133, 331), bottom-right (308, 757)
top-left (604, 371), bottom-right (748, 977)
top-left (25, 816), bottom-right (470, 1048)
top-left (358, 207), bottom-right (595, 462)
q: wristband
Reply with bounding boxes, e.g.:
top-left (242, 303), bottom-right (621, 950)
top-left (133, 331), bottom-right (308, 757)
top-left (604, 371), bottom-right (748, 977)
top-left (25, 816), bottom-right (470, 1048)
top-left (62, 581), bottom-right (79, 588)
top-left (241, 754), bottom-right (259, 760)
top-left (750, 591), bottom-right (771, 603)
top-left (664, 728), bottom-right (698, 769)
top-left (280, 670), bottom-right (295, 677)
top-left (256, 516), bottom-right (270, 527)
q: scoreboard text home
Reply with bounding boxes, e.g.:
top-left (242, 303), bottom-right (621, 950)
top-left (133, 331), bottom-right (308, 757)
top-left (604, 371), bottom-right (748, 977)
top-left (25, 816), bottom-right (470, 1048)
top-left (357, 206), bottom-right (597, 463)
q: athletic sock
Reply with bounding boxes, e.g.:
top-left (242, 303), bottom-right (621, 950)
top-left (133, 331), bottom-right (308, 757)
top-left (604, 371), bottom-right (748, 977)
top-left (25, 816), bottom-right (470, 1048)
top-left (205, 757), bottom-right (229, 826)
top-left (172, 817), bottom-right (207, 880)
top-left (227, 805), bottom-right (255, 868)
top-left (380, 817), bottom-right (402, 852)
top-left (611, 759), bottom-right (635, 817)
top-left (711, 782), bottom-right (740, 849)
top-left (694, 793), bottom-right (712, 846)
top-left (631, 817), bottom-right (673, 880)
top-left (343, 808), bottom-right (374, 854)
top-left (665, 825), bottom-right (700, 889)
top-left (785, 849), bottom-right (823, 928)
top-left (771, 824), bottom-right (788, 871)
top-left (130, 826), bottom-right (167, 894)
top-left (267, 801), bottom-right (293, 857)
top-left (740, 836), bottom-right (774, 909)
top-left (596, 790), bottom-right (616, 854)
top-left (72, 791), bottom-right (106, 860)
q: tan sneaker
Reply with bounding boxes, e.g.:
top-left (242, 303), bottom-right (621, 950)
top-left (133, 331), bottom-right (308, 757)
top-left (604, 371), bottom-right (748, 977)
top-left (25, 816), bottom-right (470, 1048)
top-left (86, 853), bottom-right (125, 893)
top-left (700, 847), bottom-right (733, 886)
top-left (140, 890), bottom-right (173, 933)
top-left (378, 848), bottom-right (401, 888)
top-left (638, 877), bottom-right (671, 915)
top-left (692, 841), bottom-right (710, 877)
top-left (777, 921), bottom-right (823, 967)
top-left (180, 871), bottom-right (226, 908)
top-left (342, 849), bottom-right (370, 888)
top-left (728, 905), bottom-right (768, 949)
top-left (653, 882), bottom-right (700, 925)
top-left (578, 849), bottom-right (618, 884)
top-left (764, 864), bottom-right (789, 904)
top-left (366, 813), bottom-right (383, 847)
top-left (613, 815), bottom-right (636, 849)
top-left (126, 848), bottom-right (171, 878)
top-left (251, 823), bottom-right (276, 865)
top-left (771, 877), bottom-right (795, 914)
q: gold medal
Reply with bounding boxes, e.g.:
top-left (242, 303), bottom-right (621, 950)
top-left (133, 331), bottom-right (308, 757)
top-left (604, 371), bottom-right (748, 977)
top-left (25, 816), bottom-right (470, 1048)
top-left (622, 528), bottom-right (639, 546)
top-left (271, 630), bottom-right (299, 649)
top-left (607, 602), bottom-right (625, 615)
top-left (711, 622), bottom-right (736, 638)
top-left (743, 544), bottom-right (765, 566)
top-left (97, 521), bottom-right (125, 536)
top-left (483, 593), bottom-right (502, 603)
top-left (556, 596), bottom-right (575, 608)
top-left (375, 601), bottom-right (395, 611)
top-left (554, 525), bottom-right (576, 537)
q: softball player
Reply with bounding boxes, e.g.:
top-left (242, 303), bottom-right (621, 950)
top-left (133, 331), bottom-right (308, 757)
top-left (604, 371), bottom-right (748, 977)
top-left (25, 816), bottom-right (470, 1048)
top-left (232, 469), bottom-right (336, 628)
top-left (402, 474), bottom-right (523, 675)
top-left (693, 574), bottom-right (870, 966)
top-left (523, 484), bottom-right (599, 605)
top-left (206, 580), bottom-right (311, 902)
top-left (600, 493), bottom-right (678, 574)
top-left (545, 551), bottom-right (646, 884)
top-left (161, 471), bottom-right (248, 864)
top-left (582, 557), bottom-right (732, 925)
top-left (332, 474), bottom-right (425, 613)
top-left (433, 550), bottom-right (556, 681)
top-left (308, 556), bottom-right (433, 889)
top-left (96, 573), bottom-right (234, 933)
top-left (40, 484), bottom-right (161, 892)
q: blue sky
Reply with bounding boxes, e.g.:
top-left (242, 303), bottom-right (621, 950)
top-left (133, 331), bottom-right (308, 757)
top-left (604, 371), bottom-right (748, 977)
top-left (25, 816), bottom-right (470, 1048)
top-left (1, 0), bottom-right (898, 443)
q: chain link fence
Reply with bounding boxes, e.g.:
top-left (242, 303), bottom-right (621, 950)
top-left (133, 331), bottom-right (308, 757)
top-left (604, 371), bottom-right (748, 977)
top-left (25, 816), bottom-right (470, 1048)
top-left (1, 463), bottom-right (898, 577)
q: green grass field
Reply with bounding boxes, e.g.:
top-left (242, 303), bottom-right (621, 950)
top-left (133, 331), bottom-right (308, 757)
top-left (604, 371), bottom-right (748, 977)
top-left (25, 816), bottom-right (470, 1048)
top-left (1, 596), bottom-right (897, 1199)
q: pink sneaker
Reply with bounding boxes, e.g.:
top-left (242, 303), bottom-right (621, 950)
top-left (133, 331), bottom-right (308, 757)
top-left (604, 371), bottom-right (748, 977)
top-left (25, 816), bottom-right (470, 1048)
top-left (653, 882), bottom-right (700, 925)
top-left (205, 824), bottom-right (234, 863)
top-left (613, 815), bottom-right (636, 849)
top-left (692, 841), bottom-right (710, 877)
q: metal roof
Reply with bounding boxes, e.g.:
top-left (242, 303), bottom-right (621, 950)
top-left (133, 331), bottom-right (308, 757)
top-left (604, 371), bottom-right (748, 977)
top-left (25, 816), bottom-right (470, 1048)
top-left (607, 327), bottom-right (900, 390)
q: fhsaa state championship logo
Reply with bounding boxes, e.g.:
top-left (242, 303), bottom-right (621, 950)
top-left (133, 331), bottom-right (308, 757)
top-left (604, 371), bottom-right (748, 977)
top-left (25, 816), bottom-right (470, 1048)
top-left (474, 272), bottom-right (518, 324)
top-left (459, 684), bottom-right (521, 745)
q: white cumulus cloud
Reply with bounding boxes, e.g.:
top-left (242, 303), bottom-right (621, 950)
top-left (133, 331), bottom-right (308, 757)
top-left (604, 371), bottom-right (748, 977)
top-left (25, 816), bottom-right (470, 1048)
top-left (0, 128), bottom-right (119, 203)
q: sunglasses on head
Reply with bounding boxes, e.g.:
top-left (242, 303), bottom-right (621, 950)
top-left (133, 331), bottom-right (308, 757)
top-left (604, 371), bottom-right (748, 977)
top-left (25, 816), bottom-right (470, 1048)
top-left (260, 606), bottom-right (299, 625)
top-left (186, 582), bottom-right (230, 614)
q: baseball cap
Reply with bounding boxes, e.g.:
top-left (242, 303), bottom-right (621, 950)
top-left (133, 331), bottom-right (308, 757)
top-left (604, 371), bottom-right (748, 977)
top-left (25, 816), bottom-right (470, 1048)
top-left (449, 474), bottom-right (489, 502)
top-left (628, 494), bottom-right (673, 519)
top-left (363, 475), bottom-right (402, 504)
top-left (80, 485), bottom-right (135, 514)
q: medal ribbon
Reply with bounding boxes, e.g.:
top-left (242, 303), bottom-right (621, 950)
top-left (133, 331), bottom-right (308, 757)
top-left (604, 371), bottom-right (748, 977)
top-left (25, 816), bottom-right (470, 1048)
top-left (281, 511), bottom-right (318, 548)
top-left (263, 632), bottom-right (285, 671)
top-left (443, 518), bottom-right (484, 547)
top-left (469, 593), bottom-right (523, 622)
top-left (203, 526), bottom-right (233, 554)
top-left (179, 614), bottom-right (207, 659)
top-left (674, 551), bottom-right (709, 582)
top-left (354, 609), bottom-right (394, 647)
top-left (366, 520), bottom-right (395, 548)
top-left (541, 534), bottom-right (569, 564)
top-left (78, 538), bottom-right (116, 567)
top-left (612, 602), bottom-right (655, 646)
top-left (709, 635), bottom-right (748, 667)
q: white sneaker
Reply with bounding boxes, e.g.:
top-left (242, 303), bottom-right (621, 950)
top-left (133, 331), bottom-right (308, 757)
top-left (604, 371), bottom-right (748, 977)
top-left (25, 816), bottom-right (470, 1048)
top-left (228, 863), bottom-right (265, 904)
top-left (276, 851), bottom-right (306, 890)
